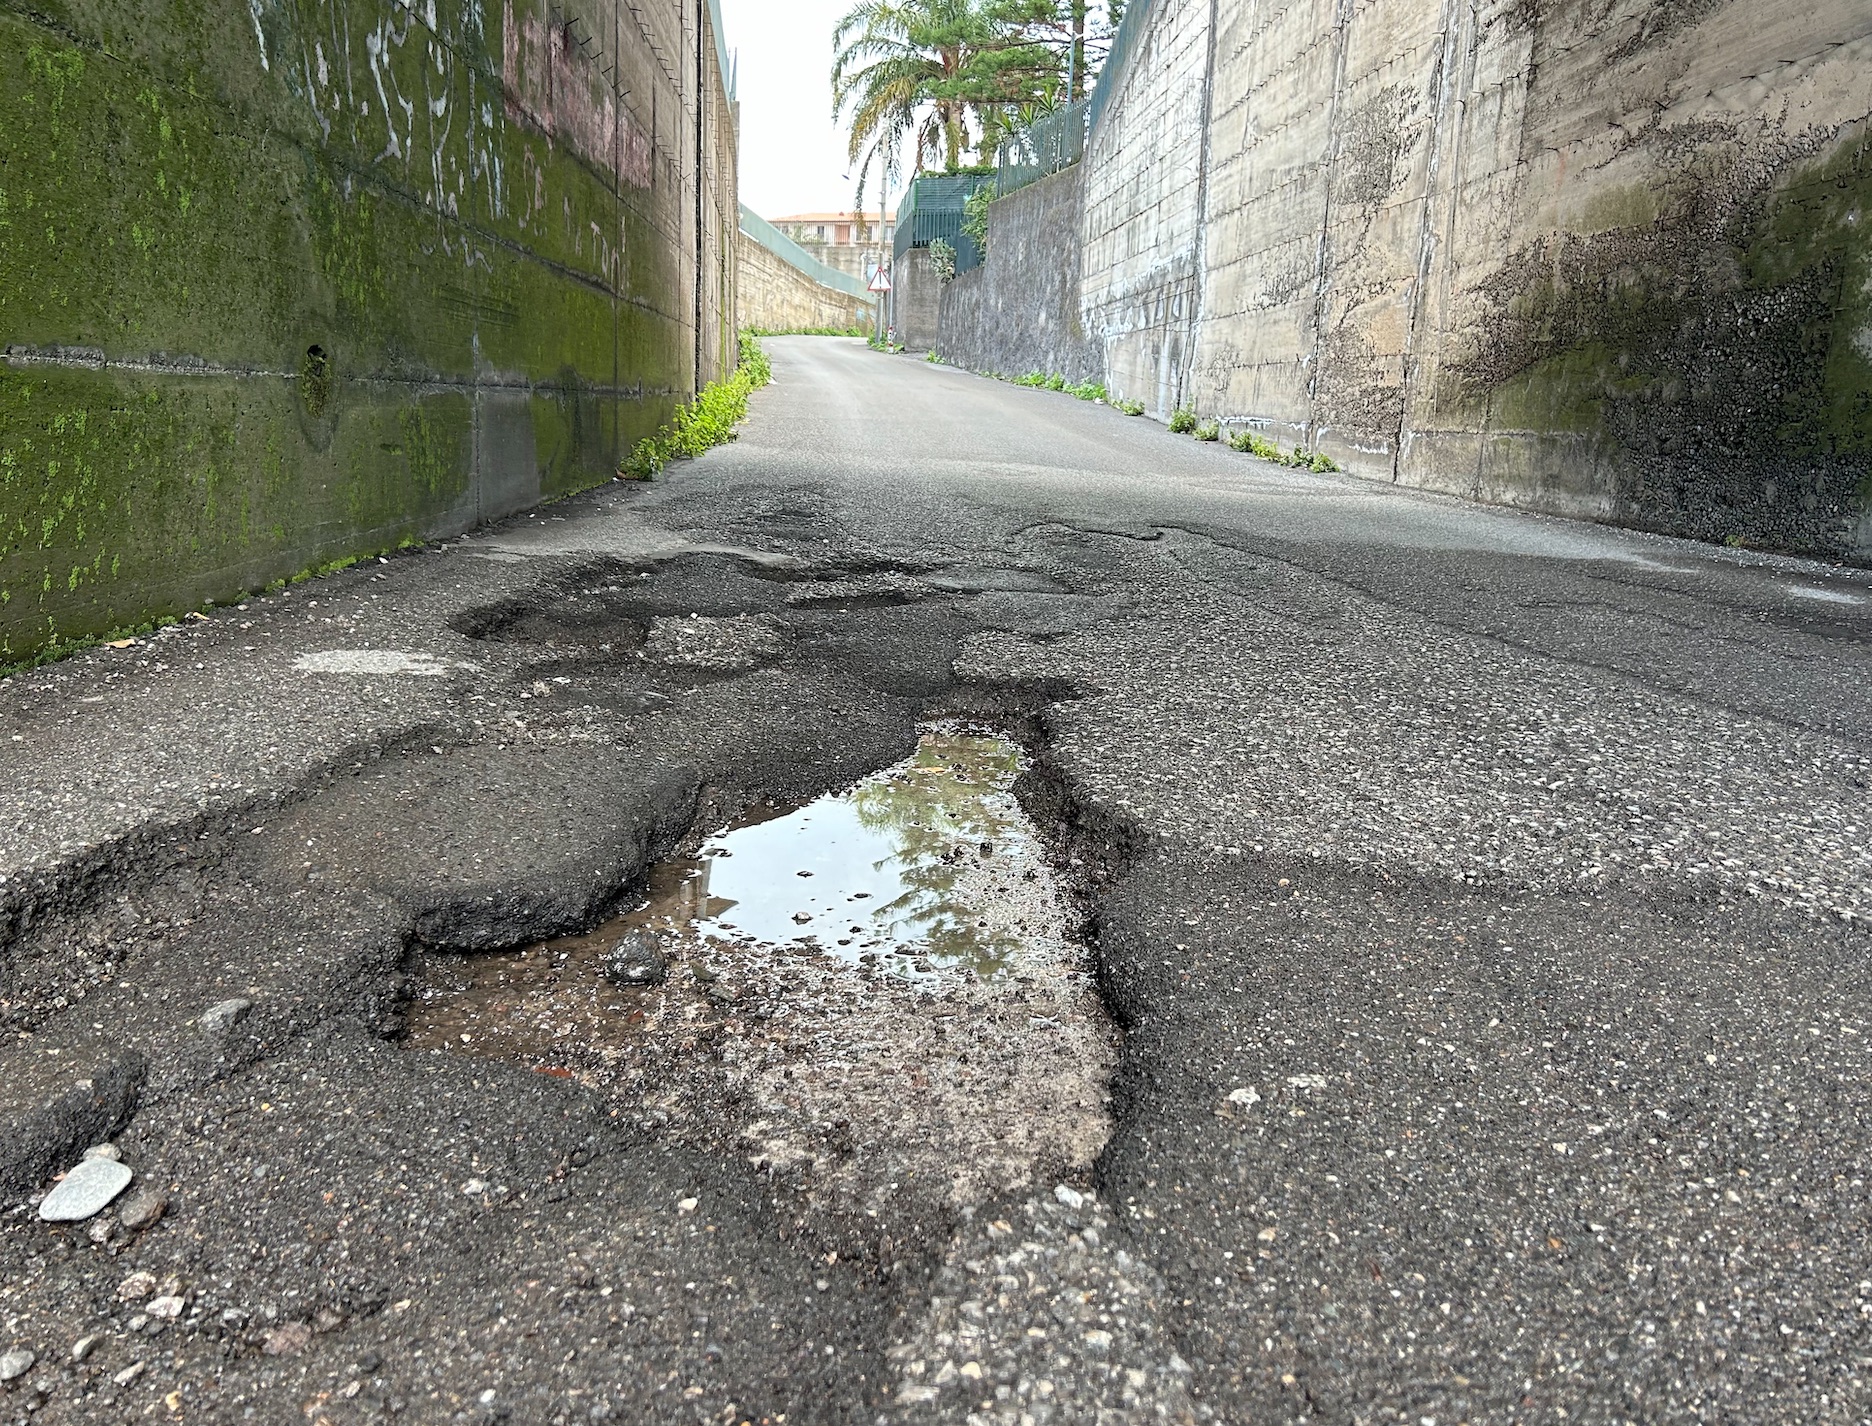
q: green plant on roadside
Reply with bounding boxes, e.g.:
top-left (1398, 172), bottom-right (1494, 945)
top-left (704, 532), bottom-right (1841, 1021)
top-left (961, 180), bottom-right (995, 257)
top-left (1194, 421), bottom-right (1221, 442)
top-left (1066, 382), bottom-right (1106, 401)
top-left (929, 237), bottom-right (958, 282)
top-left (1116, 398), bottom-right (1145, 416)
top-left (1013, 370), bottom-right (1048, 386)
top-left (620, 332), bottom-right (771, 480)
top-left (1043, 373), bottom-right (1066, 391)
top-left (926, 350), bottom-right (943, 363)
top-left (1168, 408), bottom-right (1198, 434)
top-left (1226, 426), bottom-right (1338, 471)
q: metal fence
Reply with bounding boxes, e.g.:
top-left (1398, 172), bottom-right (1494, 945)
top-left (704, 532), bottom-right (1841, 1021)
top-left (891, 174), bottom-right (993, 274)
top-left (995, 99), bottom-right (1089, 198)
top-left (1087, 0), bottom-right (1160, 138)
top-left (738, 205), bottom-right (875, 299)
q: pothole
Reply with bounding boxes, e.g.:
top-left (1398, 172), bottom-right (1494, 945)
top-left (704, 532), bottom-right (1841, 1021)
top-left (406, 724), bottom-right (1116, 1225)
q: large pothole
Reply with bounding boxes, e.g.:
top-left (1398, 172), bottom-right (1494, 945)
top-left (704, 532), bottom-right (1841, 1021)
top-left (407, 723), bottom-right (1117, 1239)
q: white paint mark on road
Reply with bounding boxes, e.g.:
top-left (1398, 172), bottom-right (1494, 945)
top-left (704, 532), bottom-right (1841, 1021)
top-left (294, 650), bottom-right (470, 676)
top-left (1785, 584), bottom-right (1865, 605)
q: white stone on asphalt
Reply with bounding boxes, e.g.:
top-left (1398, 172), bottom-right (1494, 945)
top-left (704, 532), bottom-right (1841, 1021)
top-left (0, 1349), bottom-right (33, 1382)
top-left (200, 997), bottom-right (253, 1034)
top-left (293, 649), bottom-right (458, 676)
top-left (38, 1157), bottom-right (133, 1221)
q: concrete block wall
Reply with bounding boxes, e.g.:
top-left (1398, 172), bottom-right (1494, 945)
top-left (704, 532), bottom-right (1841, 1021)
top-left (0, 0), bottom-right (738, 665)
top-left (737, 231), bottom-right (873, 333)
top-left (942, 0), bottom-right (1872, 559)
top-left (890, 250), bottom-right (944, 352)
top-left (1080, 0), bottom-right (1212, 418)
top-left (936, 165), bottom-right (1103, 385)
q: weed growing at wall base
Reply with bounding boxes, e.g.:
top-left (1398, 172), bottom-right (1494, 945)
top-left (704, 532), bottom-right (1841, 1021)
top-left (1168, 408), bottom-right (1198, 434)
top-left (1228, 427), bottom-right (1339, 471)
top-left (620, 334), bottom-right (772, 480)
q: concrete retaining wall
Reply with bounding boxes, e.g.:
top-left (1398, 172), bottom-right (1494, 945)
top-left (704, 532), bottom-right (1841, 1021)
top-left (942, 0), bottom-right (1872, 560)
top-left (737, 231), bottom-right (872, 333)
top-left (890, 250), bottom-right (944, 352)
top-left (936, 165), bottom-right (1103, 384)
top-left (0, 0), bottom-right (739, 665)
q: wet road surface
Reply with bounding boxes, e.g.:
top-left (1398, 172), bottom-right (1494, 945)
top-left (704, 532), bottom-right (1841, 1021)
top-left (1, 337), bottom-right (1870, 1424)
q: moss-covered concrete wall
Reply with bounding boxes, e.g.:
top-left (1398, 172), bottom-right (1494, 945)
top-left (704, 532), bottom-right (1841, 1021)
top-left (1063, 0), bottom-right (1872, 559)
top-left (0, 0), bottom-right (738, 664)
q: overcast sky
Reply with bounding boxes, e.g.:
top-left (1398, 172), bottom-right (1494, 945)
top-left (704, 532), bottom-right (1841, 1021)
top-left (717, 0), bottom-right (907, 219)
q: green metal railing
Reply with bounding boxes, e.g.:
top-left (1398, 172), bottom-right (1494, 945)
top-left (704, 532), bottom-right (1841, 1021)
top-left (995, 99), bottom-right (1089, 198)
top-left (892, 174), bottom-right (993, 273)
top-left (1087, 0), bottom-right (1159, 137)
top-left (739, 205), bottom-right (874, 299)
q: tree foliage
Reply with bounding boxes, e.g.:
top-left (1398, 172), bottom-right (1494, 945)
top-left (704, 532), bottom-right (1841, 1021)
top-left (833, 0), bottom-right (1124, 205)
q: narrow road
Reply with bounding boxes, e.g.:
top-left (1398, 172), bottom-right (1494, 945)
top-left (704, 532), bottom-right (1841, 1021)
top-left (3, 336), bottom-right (1870, 1424)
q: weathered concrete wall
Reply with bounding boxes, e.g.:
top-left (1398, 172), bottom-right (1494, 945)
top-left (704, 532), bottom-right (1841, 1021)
top-left (890, 249), bottom-right (943, 352)
top-left (951, 0), bottom-right (1872, 559)
top-left (737, 231), bottom-right (871, 333)
top-left (0, 0), bottom-right (738, 664)
top-left (1080, 0), bottom-right (1212, 418)
top-left (936, 165), bottom-right (1103, 383)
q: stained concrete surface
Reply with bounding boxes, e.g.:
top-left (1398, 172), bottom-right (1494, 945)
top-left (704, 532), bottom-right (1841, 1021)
top-left (0, 336), bottom-right (1869, 1423)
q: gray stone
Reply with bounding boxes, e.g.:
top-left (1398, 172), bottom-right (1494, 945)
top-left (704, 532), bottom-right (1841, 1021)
top-left (200, 998), bottom-right (253, 1035)
top-left (601, 930), bottom-right (667, 989)
top-left (84, 1143), bottom-right (121, 1161)
top-left (118, 1188), bottom-right (167, 1230)
top-left (37, 1156), bottom-right (133, 1222)
top-left (0, 1348), bottom-right (33, 1382)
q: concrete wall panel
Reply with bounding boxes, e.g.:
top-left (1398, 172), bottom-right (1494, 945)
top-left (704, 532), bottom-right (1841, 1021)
top-left (0, 0), bottom-right (738, 663)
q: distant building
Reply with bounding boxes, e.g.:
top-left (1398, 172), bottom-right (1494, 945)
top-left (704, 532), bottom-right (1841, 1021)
top-left (768, 209), bottom-right (897, 282)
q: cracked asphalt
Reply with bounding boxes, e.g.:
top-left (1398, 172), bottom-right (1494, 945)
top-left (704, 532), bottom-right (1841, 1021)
top-left (2, 336), bottom-right (1871, 1425)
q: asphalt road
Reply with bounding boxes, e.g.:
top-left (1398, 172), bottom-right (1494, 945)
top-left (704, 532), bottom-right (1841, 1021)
top-left (2, 336), bottom-right (1870, 1425)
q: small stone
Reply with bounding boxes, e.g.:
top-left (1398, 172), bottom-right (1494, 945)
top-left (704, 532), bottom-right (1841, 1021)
top-left (200, 998), bottom-right (253, 1035)
top-left (83, 1144), bottom-right (122, 1162)
top-left (262, 1322), bottom-right (312, 1356)
top-left (111, 1361), bottom-right (145, 1387)
top-left (71, 1336), bottom-right (99, 1363)
top-left (1053, 1184), bottom-right (1086, 1211)
top-left (146, 1296), bottom-right (185, 1320)
top-left (601, 930), bottom-right (667, 989)
top-left (790, 912), bottom-right (812, 925)
top-left (117, 1270), bottom-right (157, 1301)
top-left (87, 1216), bottom-right (116, 1244)
top-left (39, 1157), bottom-right (134, 1222)
top-left (0, 1349), bottom-right (34, 1382)
top-left (676, 1197), bottom-right (698, 1215)
top-left (461, 1179), bottom-right (487, 1195)
top-left (959, 1361), bottom-right (982, 1380)
top-left (1226, 1086), bottom-right (1261, 1106)
top-left (118, 1190), bottom-right (167, 1230)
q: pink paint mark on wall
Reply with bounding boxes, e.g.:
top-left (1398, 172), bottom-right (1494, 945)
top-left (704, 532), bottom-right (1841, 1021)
top-left (502, 0), bottom-right (653, 190)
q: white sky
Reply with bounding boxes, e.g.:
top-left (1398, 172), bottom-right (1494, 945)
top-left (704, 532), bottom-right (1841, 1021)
top-left (717, 0), bottom-right (907, 220)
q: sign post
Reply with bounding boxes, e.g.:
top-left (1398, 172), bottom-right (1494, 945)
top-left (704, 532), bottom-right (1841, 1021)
top-left (868, 265), bottom-right (892, 346)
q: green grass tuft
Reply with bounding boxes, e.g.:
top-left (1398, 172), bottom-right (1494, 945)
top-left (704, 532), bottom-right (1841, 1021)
top-left (1168, 408), bottom-right (1198, 434)
top-left (620, 332), bottom-right (772, 480)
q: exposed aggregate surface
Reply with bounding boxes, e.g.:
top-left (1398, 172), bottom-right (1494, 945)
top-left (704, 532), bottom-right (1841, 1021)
top-left (1, 338), bottom-right (1870, 1424)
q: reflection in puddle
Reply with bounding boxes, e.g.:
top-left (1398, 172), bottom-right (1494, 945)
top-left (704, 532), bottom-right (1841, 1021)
top-left (406, 725), bottom-right (1115, 1216)
top-left (682, 728), bottom-right (1030, 974)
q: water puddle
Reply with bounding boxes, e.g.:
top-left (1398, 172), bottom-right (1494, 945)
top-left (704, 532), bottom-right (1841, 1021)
top-left (406, 724), bottom-right (1116, 1218)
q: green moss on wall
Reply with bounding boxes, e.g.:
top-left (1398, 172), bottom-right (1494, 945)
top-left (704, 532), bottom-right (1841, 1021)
top-left (0, 0), bottom-right (724, 665)
top-left (1458, 123), bottom-right (1872, 556)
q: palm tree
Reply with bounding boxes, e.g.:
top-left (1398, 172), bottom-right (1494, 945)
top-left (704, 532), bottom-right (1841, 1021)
top-left (833, 0), bottom-right (998, 197)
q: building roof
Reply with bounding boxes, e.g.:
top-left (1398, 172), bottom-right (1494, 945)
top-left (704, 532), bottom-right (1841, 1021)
top-left (768, 210), bottom-right (897, 225)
